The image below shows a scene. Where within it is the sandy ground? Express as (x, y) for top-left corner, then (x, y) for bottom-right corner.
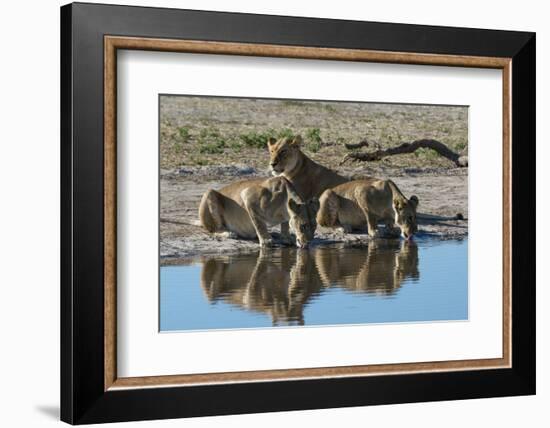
(159, 96), (468, 263)
(160, 165), (468, 262)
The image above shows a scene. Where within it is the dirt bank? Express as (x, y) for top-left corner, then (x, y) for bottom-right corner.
(160, 166), (467, 262)
(159, 96), (468, 263)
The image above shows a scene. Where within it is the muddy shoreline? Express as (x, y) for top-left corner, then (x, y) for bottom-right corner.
(159, 97), (468, 263)
(160, 165), (468, 264)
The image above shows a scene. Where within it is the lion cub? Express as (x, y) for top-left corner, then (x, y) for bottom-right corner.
(317, 179), (419, 239)
(199, 176), (320, 248)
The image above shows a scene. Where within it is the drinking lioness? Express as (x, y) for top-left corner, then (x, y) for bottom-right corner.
(199, 176), (320, 248)
(317, 178), (419, 239)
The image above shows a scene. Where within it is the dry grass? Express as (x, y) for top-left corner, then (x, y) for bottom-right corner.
(160, 96), (468, 170)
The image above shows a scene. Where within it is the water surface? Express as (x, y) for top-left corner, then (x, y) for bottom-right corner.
(160, 238), (468, 331)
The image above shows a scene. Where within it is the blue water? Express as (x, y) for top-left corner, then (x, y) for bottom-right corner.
(160, 238), (468, 331)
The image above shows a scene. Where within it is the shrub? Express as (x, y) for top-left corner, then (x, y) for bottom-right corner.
(197, 127), (226, 154)
(177, 126), (191, 142)
(306, 128), (322, 143)
(239, 131), (271, 149)
(306, 141), (321, 153)
(414, 148), (439, 159)
(276, 128), (294, 139)
(455, 141), (467, 152)
(238, 128), (296, 149)
(199, 141), (225, 154)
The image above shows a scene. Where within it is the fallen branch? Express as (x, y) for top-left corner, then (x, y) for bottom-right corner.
(344, 139), (370, 150)
(340, 139), (468, 167)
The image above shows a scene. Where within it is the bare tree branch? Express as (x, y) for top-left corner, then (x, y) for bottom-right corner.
(344, 139), (370, 150)
(340, 139), (468, 167)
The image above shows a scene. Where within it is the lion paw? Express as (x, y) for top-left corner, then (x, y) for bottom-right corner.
(218, 231), (239, 239)
(259, 238), (274, 247)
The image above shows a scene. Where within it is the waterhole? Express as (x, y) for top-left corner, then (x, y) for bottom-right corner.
(160, 238), (468, 331)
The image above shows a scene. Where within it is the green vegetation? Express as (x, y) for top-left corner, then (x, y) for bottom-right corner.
(172, 126), (191, 154)
(197, 127), (226, 154)
(199, 142), (225, 154)
(455, 141), (467, 152)
(238, 128), (295, 149)
(295, 128), (323, 153)
(228, 140), (243, 152)
(239, 130), (272, 149)
(173, 142), (183, 154)
(276, 128), (294, 139)
(306, 141), (321, 153)
(414, 148), (439, 159)
(191, 157), (209, 166)
(159, 98), (468, 170)
(306, 128), (322, 143)
(177, 126), (191, 142)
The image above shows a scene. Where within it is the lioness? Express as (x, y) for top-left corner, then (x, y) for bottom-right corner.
(268, 135), (348, 200)
(201, 248), (322, 326)
(199, 176), (319, 248)
(317, 179), (419, 239)
(315, 240), (419, 295)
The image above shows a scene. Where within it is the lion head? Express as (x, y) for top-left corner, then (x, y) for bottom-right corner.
(267, 135), (303, 176)
(393, 195), (419, 240)
(287, 198), (320, 249)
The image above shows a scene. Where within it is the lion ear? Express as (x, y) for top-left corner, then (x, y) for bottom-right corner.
(409, 195), (419, 208)
(291, 135), (303, 146)
(267, 137), (277, 147)
(393, 198), (403, 210)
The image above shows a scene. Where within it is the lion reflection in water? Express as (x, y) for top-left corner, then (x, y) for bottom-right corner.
(200, 241), (419, 326)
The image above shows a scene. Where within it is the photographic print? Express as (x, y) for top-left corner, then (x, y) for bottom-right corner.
(159, 95), (468, 331)
(62, 7), (534, 422)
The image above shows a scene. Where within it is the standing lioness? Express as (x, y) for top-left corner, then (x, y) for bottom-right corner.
(199, 176), (319, 248)
(317, 179), (419, 239)
(268, 135), (349, 200)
